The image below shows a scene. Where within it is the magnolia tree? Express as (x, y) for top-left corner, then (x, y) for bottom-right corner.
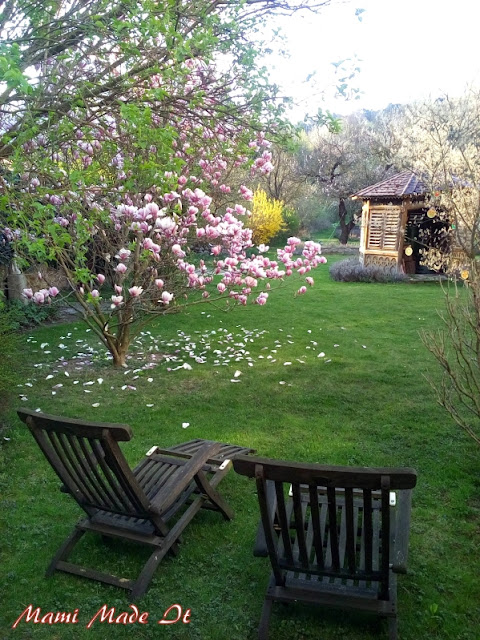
(1, 0), (334, 366)
(5, 56), (325, 366)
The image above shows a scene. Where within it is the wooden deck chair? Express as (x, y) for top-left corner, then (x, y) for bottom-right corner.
(233, 455), (417, 640)
(18, 408), (254, 600)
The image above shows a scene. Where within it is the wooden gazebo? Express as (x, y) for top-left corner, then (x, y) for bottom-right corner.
(351, 170), (446, 274)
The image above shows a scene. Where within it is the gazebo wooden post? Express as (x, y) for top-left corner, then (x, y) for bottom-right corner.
(397, 201), (409, 272)
(359, 199), (370, 266)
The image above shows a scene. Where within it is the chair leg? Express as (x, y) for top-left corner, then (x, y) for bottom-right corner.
(258, 597), (273, 640)
(46, 526), (86, 577)
(388, 616), (398, 640)
(131, 545), (172, 601)
(194, 471), (234, 520)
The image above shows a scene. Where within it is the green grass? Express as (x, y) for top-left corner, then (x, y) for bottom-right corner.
(1, 256), (479, 639)
(309, 231), (360, 245)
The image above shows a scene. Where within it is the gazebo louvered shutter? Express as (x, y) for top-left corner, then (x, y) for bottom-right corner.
(367, 206), (400, 250)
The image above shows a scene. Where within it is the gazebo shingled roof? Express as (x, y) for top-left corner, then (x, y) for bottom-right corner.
(352, 170), (427, 200)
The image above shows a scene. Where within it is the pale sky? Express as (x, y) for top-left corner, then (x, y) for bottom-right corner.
(266, 0), (480, 120)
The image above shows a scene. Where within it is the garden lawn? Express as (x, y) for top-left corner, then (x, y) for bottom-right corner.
(1, 257), (479, 640)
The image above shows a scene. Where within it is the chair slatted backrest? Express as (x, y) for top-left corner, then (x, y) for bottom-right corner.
(18, 409), (151, 519)
(234, 456), (417, 600)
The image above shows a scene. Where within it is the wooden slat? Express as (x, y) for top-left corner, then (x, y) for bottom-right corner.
(275, 482), (294, 565)
(391, 489), (413, 573)
(380, 478), (391, 600)
(68, 435), (104, 506)
(326, 486), (340, 572)
(336, 498), (348, 584)
(54, 432), (95, 504)
(292, 484), (309, 568)
(56, 561), (134, 590)
(308, 484), (324, 569)
(142, 461), (181, 499)
(79, 437), (120, 511)
(358, 504), (367, 589)
(371, 500), (380, 589)
(363, 489), (373, 576)
(346, 504), (360, 587)
(344, 488), (356, 574)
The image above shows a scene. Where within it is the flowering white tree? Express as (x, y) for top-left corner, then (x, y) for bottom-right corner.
(396, 91), (480, 446)
(1, 2), (329, 366)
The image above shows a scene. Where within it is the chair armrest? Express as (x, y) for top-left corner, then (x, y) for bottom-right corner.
(391, 488), (413, 574)
(253, 479), (277, 557)
(150, 441), (222, 516)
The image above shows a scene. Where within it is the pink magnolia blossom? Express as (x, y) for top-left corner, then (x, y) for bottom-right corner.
(91, 289), (100, 298)
(239, 185), (253, 200)
(297, 286), (307, 295)
(144, 202), (160, 218)
(114, 284), (122, 294)
(111, 295), (123, 307)
(116, 263), (127, 274)
(48, 286), (60, 297)
(33, 291), (45, 304)
(97, 273), (105, 284)
(116, 248), (131, 261)
(155, 279), (164, 289)
(163, 191), (180, 203)
(217, 282), (226, 293)
(129, 286), (143, 297)
(161, 291), (174, 304)
(22, 288), (33, 299)
(156, 217), (176, 233)
(171, 244), (185, 258)
(306, 277), (314, 286)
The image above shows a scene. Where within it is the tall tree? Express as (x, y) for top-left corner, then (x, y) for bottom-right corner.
(298, 111), (400, 244)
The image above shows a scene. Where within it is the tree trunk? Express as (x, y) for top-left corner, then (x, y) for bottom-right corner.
(338, 197), (355, 245)
(112, 311), (131, 367)
(112, 349), (127, 367)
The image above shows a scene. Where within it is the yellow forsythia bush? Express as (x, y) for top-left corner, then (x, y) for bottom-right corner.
(248, 188), (286, 245)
